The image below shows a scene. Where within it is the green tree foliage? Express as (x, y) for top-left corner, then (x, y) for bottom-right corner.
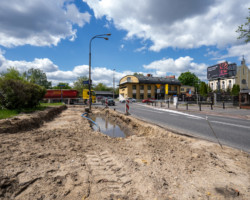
(53, 82), (71, 89)
(199, 82), (208, 96)
(133, 72), (144, 76)
(178, 72), (200, 88)
(23, 68), (51, 89)
(73, 76), (89, 97)
(207, 84), (212, 93)
(0, 79), (46, 109)
(236, 8), (250, 43)
(94, 83), (112, 91)
(226, 86), (231, 93)
(231, 84), (240, 96)
(0, 67), (24, 80)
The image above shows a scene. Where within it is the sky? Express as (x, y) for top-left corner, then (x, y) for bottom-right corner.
(0, 0), (249, 87)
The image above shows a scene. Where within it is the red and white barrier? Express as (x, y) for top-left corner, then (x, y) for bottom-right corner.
(125, 100), (130, 115)
(105, 98), (108, 107)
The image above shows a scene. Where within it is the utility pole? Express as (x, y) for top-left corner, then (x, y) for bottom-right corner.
(113, 69), (115, 99)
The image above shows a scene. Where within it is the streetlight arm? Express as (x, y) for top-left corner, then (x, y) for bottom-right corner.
(88, 33), (111, 111)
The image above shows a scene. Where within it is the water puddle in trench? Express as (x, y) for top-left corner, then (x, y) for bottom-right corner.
(90, 115), (131, 138)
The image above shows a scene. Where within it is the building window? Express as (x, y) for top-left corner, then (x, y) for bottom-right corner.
(147, 94), (151, 98)
(127, 77), (131, 82)
(222, 81), (225, 90)
(228, 80), (231, 89)
(242, 79), (246, 84)
(147, 85), (151, 90)
(174, 86), (177, 91)
(140, 94), (144, 99)
(181, 88), (184, 91)
(132, 85), (136, 90)
(211, 83), (213, 90)
(140, 85), (144, 90)
(133, 94), (136, 99)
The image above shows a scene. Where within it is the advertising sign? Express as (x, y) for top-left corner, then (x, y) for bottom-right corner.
(165, 84), (168, 94)
(207, 62), (237, 79)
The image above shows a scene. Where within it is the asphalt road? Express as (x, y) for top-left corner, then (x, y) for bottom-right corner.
(98, 102), (250, 153)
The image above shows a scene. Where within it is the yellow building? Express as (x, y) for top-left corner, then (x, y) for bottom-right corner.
(119, 74), (181, 100)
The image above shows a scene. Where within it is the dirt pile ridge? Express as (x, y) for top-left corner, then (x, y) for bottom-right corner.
(0, 105), (249, 200)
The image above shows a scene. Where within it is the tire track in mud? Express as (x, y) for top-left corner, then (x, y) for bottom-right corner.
(85, 150), (142, 200)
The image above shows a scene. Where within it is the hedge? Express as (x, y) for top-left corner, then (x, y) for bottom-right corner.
(0, 79), (46, 109)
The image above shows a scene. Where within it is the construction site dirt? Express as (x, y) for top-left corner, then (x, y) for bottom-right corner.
(0, 105), (249, 200)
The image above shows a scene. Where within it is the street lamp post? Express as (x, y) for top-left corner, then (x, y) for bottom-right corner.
(113, 69), (115, 99)
(89, 33), (111, 111)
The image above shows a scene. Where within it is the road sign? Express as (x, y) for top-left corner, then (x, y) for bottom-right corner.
(156, 84), (161, 89)
(83, 80), (90, 84)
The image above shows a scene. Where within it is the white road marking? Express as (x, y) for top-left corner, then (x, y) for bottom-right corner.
(137, 104), (205, 119)
(210, 121), (250, 129)
(136, 107), (164, 113)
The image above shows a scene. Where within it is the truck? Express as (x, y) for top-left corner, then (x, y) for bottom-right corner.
(82, 89), (96, 104)
(44, 89), (79, 104)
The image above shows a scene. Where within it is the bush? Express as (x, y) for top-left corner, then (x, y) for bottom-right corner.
(0, 79), (46, 109)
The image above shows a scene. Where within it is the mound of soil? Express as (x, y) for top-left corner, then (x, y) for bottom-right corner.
(0, 105), (66, 134)
(0, 105), (249, 200)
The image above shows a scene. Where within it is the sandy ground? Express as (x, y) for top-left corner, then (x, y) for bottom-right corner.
(0, 105), (249, 200)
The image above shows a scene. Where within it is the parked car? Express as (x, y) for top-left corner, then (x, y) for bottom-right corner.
(142, 98), (156, 103)
(127, 97), (136, 102)
(102, 97), (115, 106)
(119, 99), (126, 103)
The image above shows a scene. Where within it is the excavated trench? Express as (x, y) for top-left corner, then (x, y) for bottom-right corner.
(89, 113), (134, 138)
(0, 106), (249, 200)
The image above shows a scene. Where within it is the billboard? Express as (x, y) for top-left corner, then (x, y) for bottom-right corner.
(207, 62), (237, 79)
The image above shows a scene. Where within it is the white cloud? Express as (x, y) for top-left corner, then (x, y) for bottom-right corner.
(221, 43), (250, 64)
(0, 50), (130, 86)
(83, 0), (249, 51)
(0, 50), (210, 86)
(0, 0), (91, 47)
(143, 56), (208, 81)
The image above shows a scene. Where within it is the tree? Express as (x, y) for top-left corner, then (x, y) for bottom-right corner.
(0, 67), (24, 81)
(133, 73), (144, 76)
(94, 83), (112, 91)
(23, 68), (51, 89)
(178, 72), (200, 87)
(236, 8), (250, 43)
(231, 84), (240, 96)
(199, 82), (208, 96)
(53, 82), (71, 89)
(73, 76), (89, 97)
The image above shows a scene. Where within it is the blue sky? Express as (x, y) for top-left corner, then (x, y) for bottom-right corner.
(0, 0), (249, 87)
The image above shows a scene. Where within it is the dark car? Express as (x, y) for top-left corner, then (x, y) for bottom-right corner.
(102, 97), (115, 106)
(142, 98), (156, 103)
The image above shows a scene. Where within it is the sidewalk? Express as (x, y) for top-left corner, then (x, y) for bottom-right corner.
(145, 102), (250, 120)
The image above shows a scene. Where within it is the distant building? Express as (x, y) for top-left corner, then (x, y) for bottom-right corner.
(180, 85), (195, 97)
(235, 57), (250, 90)
(208, 58), (250, 91)
(119, 74), (181, 100)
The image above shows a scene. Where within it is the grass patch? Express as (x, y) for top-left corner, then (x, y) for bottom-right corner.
(40, 102), (64, 107)
(0, 109), (19, 120)
(0, 102), (64, 119)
